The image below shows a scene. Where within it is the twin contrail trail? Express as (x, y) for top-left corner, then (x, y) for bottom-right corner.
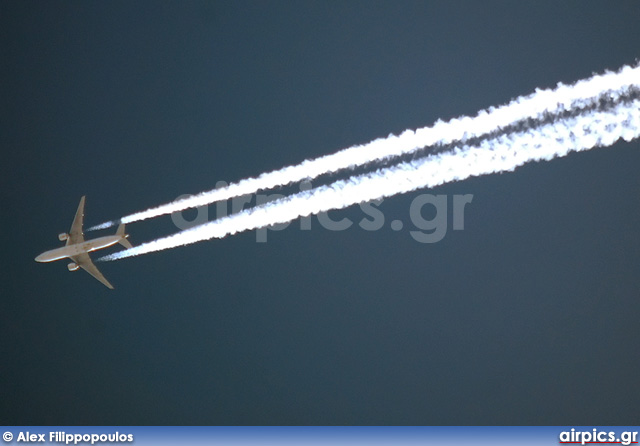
(89, 63), (640, 232)
(97, 63), (640, 261)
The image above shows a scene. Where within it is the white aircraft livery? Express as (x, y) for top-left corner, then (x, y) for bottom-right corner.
(35, 196), (132, 289)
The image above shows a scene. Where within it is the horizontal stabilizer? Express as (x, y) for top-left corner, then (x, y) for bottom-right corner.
(116, 223), (133, 249)
(116, 223), (126, 237)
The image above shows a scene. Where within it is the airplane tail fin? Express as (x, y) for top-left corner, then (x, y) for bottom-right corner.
(116, 223), (134, 249)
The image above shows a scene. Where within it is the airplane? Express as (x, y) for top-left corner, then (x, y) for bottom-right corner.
(35, 196), (132, 289)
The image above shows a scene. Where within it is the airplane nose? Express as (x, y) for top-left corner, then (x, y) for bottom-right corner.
(35, 254), (44, 262)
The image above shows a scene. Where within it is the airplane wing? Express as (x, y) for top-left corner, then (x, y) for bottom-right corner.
(67, 195), (86, 245)
(71, 253), (114, 289)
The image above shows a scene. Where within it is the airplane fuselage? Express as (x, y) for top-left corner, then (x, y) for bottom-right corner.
(35, 235), (121, 263)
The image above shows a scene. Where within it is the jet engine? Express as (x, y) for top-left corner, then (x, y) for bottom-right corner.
(67, 262), (79, 271)
(59, 233), (69, 241)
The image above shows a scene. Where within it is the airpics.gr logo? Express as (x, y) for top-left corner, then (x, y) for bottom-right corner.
(171, 181), (473, 243)
(559, 428), (638, 445)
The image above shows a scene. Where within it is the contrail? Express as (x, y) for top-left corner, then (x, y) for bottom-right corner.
(99, 93), (640, 261)
(88, 63), (640, 231)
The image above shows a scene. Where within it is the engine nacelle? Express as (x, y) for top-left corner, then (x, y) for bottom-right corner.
(67, 262), (79, 272)
(59, 232), (69, 241)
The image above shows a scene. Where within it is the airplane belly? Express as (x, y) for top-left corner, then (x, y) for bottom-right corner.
(36, 237), (121, 262)
(90, 236), (120, 250)
(35, 248), (68, 262)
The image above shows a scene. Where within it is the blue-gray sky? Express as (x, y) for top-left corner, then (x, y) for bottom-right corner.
(2, 1), (640, 424)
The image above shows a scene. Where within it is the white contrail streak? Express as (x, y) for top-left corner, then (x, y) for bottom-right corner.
(100, 96), (640, 261)
(89, 64), (640, 231)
